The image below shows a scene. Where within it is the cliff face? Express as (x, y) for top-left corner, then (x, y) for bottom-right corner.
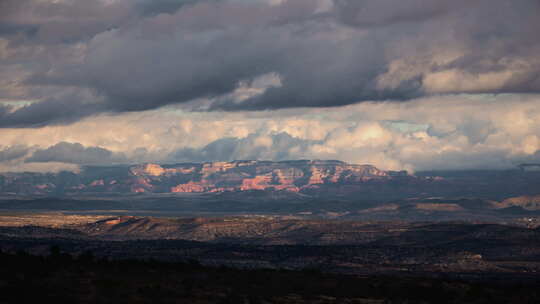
(496, 195), (540, 210)
(129, 160), (389, 193)
(0, 160), (397, 195)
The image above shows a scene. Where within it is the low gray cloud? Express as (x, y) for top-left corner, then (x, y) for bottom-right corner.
(0, 96), (106, 128)
(26, 142), (127, 165)
(0, 0), (134, 45)
(170, 132), (315, 162)
(0, 0), (539, 128)
(333, 0), (467, 28)
(135, 0), (201, 16)
(0, 145), (30, 162)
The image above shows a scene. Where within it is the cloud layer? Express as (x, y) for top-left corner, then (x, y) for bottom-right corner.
(25, 141), (127, 165)
(1, 0), (540, 127)
(1, 94), (539, 172)
(1, 1), (539, 172)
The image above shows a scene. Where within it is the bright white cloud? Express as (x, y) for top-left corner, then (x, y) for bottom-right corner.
(0, 94), (539, 172)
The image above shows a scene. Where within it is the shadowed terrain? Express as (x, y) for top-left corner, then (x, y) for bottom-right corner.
(2, 215), (540, 278)
(2, 249), (539, 304)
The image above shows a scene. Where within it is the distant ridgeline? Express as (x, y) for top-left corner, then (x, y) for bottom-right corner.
(0, 160), (405, 195)
(1, 160), (539, 198)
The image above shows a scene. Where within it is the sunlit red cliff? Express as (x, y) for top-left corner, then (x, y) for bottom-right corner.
(0, 160), (402, 195)
(129, 160), (390, 193)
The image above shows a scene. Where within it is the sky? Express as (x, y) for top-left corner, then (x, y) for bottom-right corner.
(1, 0), (540, 172)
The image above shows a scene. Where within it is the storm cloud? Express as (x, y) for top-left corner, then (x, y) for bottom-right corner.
(26, 142), (127, 165)
(0, 145), (30, 162)
(0, 0), (539, 127)
(1, 1), (540, 172)
(170, 132), (316, 162)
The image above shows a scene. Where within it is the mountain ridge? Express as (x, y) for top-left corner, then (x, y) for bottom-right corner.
(0, 160), (402, 195)
(2, 160), (540, 202)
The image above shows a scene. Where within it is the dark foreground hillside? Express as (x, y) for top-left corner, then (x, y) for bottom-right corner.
(1, 249), (539, 304)
(2, 216), (540, 276)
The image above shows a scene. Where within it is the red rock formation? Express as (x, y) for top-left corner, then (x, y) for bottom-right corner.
(132, 187), (146, 193)
(129, 160), (393, 193)
(131, 163), (166, 176)
(202, 162), (237, 174)
(89, 179), (105, 186)
(35, 184), (54, 190)
(167, 167), (197, 174)
(130, 177), (154, 193)
(240, 174), (273, 191)
(171, 181), (209, 193)
(307, 167), (325, 185)
(71, 184), (86, 190)
(274, 168), (303, 184)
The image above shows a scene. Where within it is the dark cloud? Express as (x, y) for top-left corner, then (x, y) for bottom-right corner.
(170, 132), (315, 162)
(0, 97), (106, 128)
(516, 151), (540, 167)
(135, 0), (202, 16)
(333, 0), (467, 28)
(0, 0), (135, 45)
(0, 0), (539, 127)
(26, 142), (127, 165)
(0, 145), (30, 162)
(28, 0), (417, 113)
(0, 23), (38, 38)
(409, 149), (516, 171)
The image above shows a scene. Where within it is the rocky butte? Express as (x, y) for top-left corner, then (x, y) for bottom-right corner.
(131, 160), (390, 193)
(0, 160), (397, 195)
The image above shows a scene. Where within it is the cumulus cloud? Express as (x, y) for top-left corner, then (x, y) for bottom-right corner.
(332, 0), (464, 27)
(0, 145), (30, 162)
(0, 94), (538, 172)
(0, 91), (106, 128)
(0, 0), (539, 127)
(26, 142), (127, 165)
(0, 1), (539, 171)
(0, 0), (135, 45)
(170, 132), (315, 162)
